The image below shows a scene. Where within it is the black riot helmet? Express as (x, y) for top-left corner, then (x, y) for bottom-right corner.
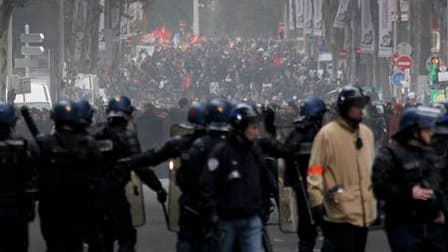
(337, 85), (370, 115)
(230, 103), (260, 133)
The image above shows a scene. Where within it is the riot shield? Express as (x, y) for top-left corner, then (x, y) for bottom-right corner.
(168, 123), (194, 232)
(277, 158), (299, 233)
(126, 120), (146, 227)
(125, 172), (146, 227)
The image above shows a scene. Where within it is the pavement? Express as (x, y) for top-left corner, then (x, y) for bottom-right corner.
(29, 179), (391, 252)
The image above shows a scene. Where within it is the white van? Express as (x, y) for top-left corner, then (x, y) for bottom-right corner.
(14, 82), (52, 110)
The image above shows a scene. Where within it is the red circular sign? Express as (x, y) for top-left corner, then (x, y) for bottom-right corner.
(339, 49), (348, 58)
(396, 55), (413, 70)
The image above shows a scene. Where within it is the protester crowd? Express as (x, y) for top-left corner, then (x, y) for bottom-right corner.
(98, 38), (342, 109)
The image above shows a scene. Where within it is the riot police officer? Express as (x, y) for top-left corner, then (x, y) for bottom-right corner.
(117, 101), (209, 251)
(74, 98), (96, 130)
(177, 98), (232, 252)
(372, 106), (446, 252)
(283, 97), (330, 252)
(37, 100), (104, 252)
(94, 96), (166, 252)
(200, 103), (273, 252)
(0, 102), (37, 252)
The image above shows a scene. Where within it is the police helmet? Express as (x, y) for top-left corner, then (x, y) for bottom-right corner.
(187, 101), (207, 129)
(393, 106), (441, 141)
(205, 98), (232, 131)
(0, 101), (17, 127)
(300, 96), (327, 119)
(106, 96), (134, 118)
(337, 85), (370, 115)
(51, 100), (79, 125)
(230, 103), (260, 132)
(74, 99), (95, 125)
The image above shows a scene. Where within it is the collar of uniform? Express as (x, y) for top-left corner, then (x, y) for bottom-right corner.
(336, 117), (358, 133)
(229, 132), (252, 150)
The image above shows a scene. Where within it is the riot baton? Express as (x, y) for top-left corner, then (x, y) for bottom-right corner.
(161, 202), (170, 230)
(294, 161), (315, 225)
(20, 106), (40, 138)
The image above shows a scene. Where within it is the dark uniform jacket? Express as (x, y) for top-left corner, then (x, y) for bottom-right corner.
(200, 133), (273, 220)
(373, 142), (444, 224)
(95, 123), (163, 192)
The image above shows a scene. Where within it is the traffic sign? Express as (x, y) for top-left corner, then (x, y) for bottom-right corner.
(396, 55), (413, 70)
(397, 42), (412, 55)
(14, 58), (39, 68)
(20, 33), (44, 43)
(21, 46), (45, 56)
(438, 71), (448, 82)
(391, 71), (405, 87)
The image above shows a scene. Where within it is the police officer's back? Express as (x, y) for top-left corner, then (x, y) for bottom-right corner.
(94, 96), (166, 252)
(373, 106), (446, 252)
(0, 102), (37, 252)
(37, 100), (103, 251)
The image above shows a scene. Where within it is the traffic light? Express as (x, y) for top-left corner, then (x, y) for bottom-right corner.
(430, 56), (440, 84)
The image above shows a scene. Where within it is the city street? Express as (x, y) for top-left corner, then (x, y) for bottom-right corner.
(29, 179), (391, 252)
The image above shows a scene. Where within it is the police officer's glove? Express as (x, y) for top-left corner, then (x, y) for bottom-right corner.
(156, 188), (167, 204)
(311, 204), (325, 226)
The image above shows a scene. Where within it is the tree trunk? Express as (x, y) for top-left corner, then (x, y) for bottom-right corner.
(64, 0), (100, 94)
(0, 0), (15, 100)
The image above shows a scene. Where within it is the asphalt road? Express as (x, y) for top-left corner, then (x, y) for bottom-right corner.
(29, 179), (391, 252)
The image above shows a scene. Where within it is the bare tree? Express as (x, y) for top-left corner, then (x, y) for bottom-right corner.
(63, 0), (101, 95)
(0, 0), (29, 99)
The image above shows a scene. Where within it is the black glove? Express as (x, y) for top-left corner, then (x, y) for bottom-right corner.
(157, 188), (167, 203)
(311, 205), (325, 226)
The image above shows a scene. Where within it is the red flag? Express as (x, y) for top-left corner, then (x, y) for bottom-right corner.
(182, 73), (192, 91)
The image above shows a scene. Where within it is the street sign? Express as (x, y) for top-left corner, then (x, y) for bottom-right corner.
(397, 42), (412, 55)
(438, 71), (448, 82)
(391, 71), (405, 87)
(396, 55), (413, 70)
(21, 46), (45, 56)
(20, 33), (44, 43)
(14, 58), (39, 68)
